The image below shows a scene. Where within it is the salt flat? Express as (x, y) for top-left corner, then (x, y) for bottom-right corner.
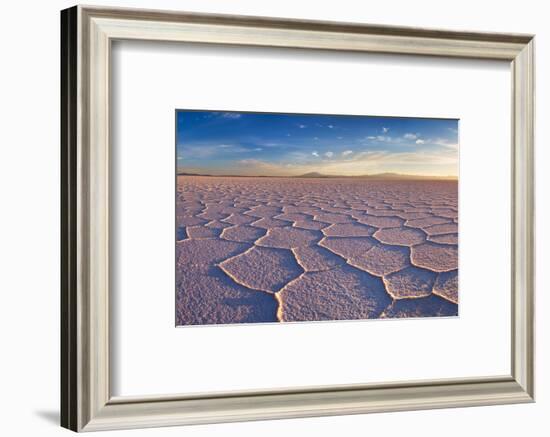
(176, 176), (458, 326)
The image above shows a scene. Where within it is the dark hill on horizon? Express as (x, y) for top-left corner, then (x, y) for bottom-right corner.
(296, 172), (331, 178)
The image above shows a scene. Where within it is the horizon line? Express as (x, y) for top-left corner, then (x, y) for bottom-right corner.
(177, 170), (458, 180)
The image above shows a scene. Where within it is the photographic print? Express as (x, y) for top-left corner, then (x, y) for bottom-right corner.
(176, 110), (458, 326)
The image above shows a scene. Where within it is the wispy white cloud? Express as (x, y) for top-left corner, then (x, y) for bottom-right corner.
(312, 151), (319, 157)
(382, 127), (389, 133)
(220, 146), (458, 177)
(314, 148), (458, 177)
(327, 124), (334, 129)
(234, 159), (289, 175)
(258, 142), (284, 148)
(432, 138), (458, 149)
(365, 135), (393, 142)
(180, 142), (251, 158)
(298, 124), (307, 128)
(364, 133), (456, 149)
(221, 112), (242, 119)
(342, 150), (353, 156)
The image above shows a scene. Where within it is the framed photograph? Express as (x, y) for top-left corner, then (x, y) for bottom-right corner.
(175, 110), (459, 325)
(61, 5), (535, 432)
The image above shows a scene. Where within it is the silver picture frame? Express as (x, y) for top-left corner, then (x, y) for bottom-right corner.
(61, 5), (535, 432)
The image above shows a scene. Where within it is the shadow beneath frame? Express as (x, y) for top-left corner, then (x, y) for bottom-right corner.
(34, 410), (59, 426)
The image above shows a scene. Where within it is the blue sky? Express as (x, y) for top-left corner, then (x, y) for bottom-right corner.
(176, 110), (458, 177)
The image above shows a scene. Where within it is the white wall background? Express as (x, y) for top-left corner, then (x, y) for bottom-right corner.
(0, 0), (546, 436)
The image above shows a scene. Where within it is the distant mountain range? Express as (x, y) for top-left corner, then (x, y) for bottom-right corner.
(296, 172), (456, 180)
(178, 170), (457, 180)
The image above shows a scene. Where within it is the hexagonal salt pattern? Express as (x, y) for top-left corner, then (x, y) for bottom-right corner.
(176, 177), (458, 325)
